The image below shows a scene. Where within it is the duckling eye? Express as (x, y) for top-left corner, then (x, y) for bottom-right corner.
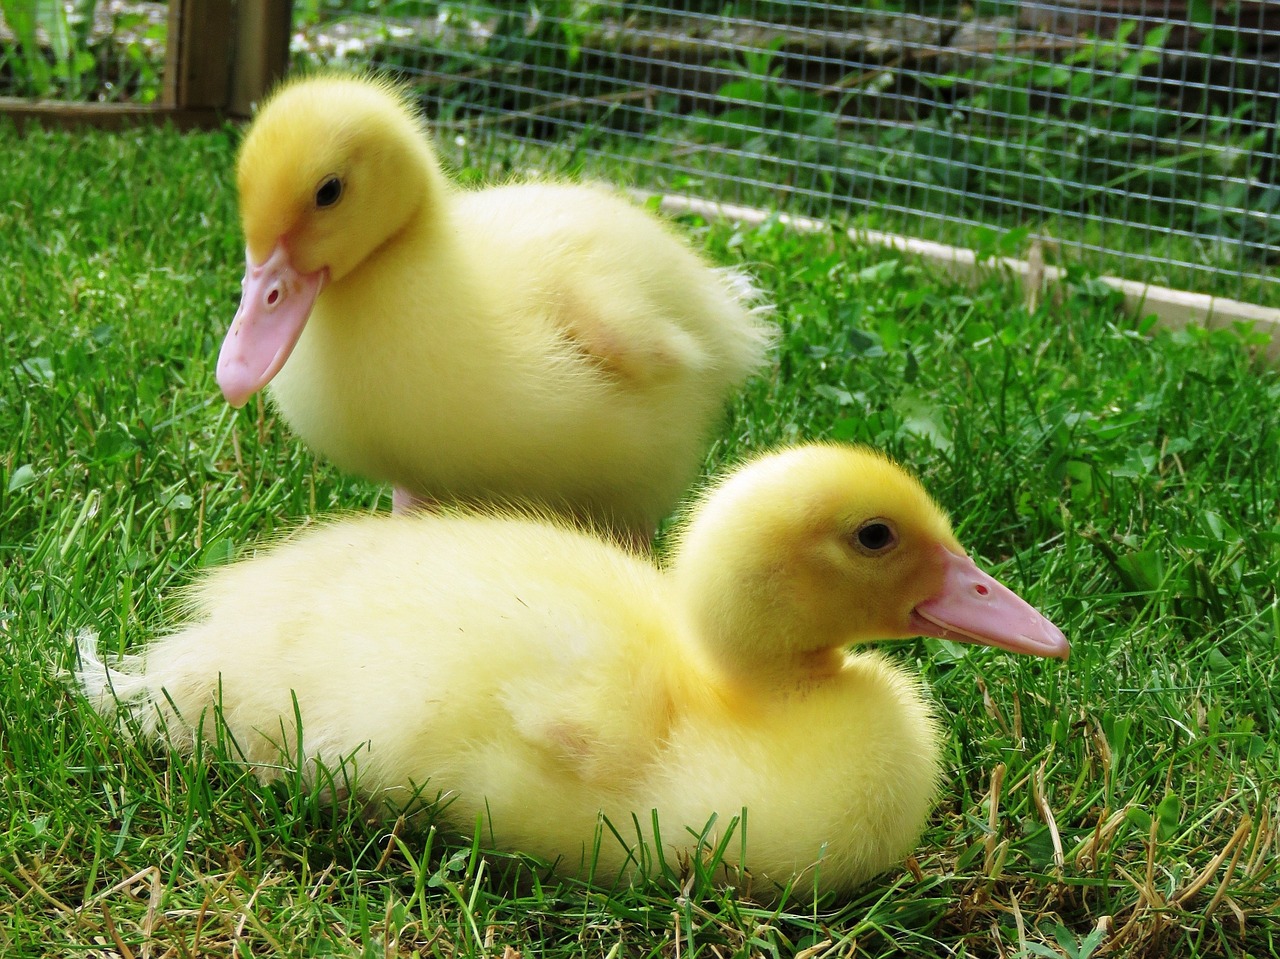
(853, 520), (897, 555)
(315, 176), (343, 209)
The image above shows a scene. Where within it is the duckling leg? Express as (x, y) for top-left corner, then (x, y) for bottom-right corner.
(392, 486), (436, 515)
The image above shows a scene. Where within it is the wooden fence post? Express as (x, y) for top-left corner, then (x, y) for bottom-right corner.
(172, 0), (235, 115)
(172, 0), (290, 119)
(230, 2), (293, 116)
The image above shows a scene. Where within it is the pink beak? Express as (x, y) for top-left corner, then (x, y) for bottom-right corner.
(910, 547), (1068, 659)
(216, 243), (326, 408)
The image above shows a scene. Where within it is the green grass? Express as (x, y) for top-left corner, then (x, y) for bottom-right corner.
(1, 120), (1278, 957)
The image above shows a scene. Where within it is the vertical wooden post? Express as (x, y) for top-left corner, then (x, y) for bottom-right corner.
(172, 0), (236, 114)
(169, 0), (290, 120)
(229, 2), (293, 116)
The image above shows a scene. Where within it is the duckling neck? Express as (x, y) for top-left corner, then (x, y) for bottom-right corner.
(392, 144), (454, 243)
(670, 552), (853, 692)
(328, 148), (455, 291)
(680, 607), (847, 695)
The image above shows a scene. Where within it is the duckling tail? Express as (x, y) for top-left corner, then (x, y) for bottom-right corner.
(74, 630), (148, 716)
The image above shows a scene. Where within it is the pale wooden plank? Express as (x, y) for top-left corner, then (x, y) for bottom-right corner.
(643, 192), (1280, 362)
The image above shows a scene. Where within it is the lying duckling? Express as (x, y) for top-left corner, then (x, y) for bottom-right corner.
(80, 444), (1067, 900)
(217, 72), (774, 542)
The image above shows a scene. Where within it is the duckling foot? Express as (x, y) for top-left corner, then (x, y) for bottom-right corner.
(392, 486), (435, 515)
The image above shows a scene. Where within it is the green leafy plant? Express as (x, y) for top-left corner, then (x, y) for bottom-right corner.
(0, 0), (163, 101)
(0, 0), (96, 97)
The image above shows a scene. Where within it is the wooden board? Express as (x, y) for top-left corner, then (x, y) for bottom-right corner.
(641, 192), (1280, 363)
(0, 98), (220, 130)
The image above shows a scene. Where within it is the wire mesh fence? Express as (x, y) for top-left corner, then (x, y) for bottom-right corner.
(291, 1), (1280, 303)
(3, 2), (1276, 300)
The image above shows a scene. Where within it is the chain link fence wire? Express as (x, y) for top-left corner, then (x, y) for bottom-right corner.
(292, 1), (1280, 302)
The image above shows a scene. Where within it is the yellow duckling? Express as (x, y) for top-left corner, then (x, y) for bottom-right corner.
(79, 444), (1067, 900)
(216, 73), (774, 540)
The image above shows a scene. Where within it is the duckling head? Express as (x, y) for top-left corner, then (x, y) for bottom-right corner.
(670, 444), (1068, 682)
(217, 74), (444, 407)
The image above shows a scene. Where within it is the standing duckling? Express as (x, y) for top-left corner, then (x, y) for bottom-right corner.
(217, 73), (774, 542)
(80, 444), (1067, 901)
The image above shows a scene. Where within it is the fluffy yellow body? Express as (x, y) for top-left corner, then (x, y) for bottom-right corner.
(83, 445), (1068, 900)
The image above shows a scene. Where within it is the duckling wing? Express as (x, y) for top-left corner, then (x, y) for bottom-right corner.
(455, 183), (772, 390)
(499, 630), (676, 790)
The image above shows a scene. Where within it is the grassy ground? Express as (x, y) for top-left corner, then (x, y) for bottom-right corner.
(1, 120), (1277, 958)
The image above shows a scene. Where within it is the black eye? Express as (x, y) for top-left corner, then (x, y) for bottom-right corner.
(315, 176), (343, 208)
(854, 520), (897, 554)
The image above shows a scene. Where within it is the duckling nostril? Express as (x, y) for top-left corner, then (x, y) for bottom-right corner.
(266, 287), (281, 307)
(975, 584), (990, 596)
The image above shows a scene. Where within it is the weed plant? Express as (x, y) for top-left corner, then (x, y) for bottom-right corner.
(0, 1), (164, 102)
(0, 121), (1277, 957)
